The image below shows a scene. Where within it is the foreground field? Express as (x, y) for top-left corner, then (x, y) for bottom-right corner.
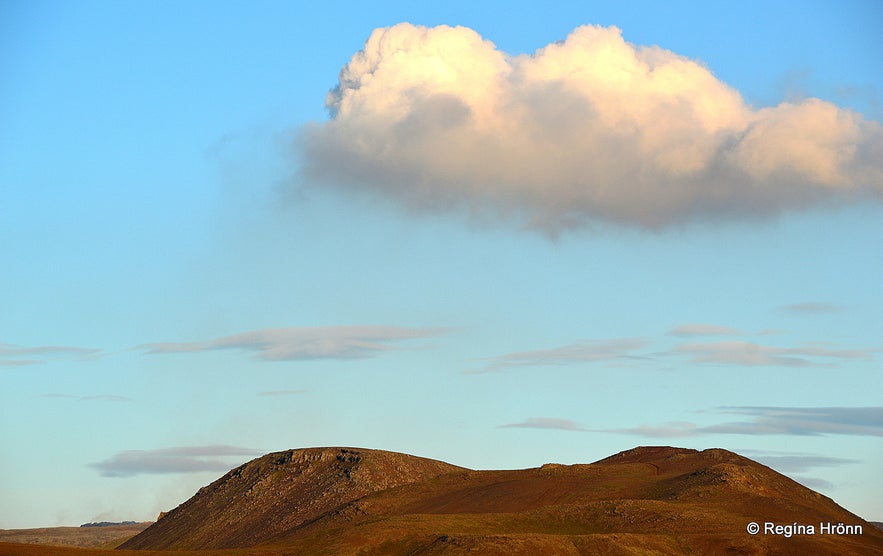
(0, 523), (149, 550)
(0, 544), (298, 556)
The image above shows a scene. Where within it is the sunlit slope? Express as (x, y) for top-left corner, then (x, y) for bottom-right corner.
(119, 447), (463, 550)
(119, 446), (883, 555)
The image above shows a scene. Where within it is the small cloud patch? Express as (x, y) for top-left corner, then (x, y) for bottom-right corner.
(498, 417), (587, 431)
(667, 324), (744, 337)
(479, 338), (649, 373)
(779, 302), (841, 314)
(90, 445), (262, 478)
(0, 343), (103, 366)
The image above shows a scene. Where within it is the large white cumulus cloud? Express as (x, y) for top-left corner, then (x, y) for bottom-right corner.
(299, 23), (883, 231)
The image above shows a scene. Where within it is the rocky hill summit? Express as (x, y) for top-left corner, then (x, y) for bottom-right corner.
(120, 447), (463, 550)
(119, 446), (883, 555)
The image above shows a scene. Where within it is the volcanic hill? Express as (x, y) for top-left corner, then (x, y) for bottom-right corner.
(119, 446), (883, 555)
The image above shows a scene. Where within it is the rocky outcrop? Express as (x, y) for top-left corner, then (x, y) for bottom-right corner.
(119, 447), (463, 550)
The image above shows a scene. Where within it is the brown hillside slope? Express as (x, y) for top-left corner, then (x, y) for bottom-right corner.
(119, 447), (463, 550)
(121, 446), (883, 555)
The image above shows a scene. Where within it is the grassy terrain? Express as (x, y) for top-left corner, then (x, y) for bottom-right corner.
(0, 524), (150, 549)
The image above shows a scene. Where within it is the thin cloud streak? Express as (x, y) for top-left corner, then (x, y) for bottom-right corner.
(605, 406), (883, 438)
(667, 324), (744, 337)
(706, 406), (883, 436)
(89, 446), (262, 478)
(478, 338), (649, 373)
(498, 417), (587, 431)
(0, 343), (103, 366)
(257, 389), (309, 397)
(672, 340), (874, 367)
(137, 326), (454, 362)
(737, 450), (859, 474)
(602, 421), (701, 438)
(80, 395), (132, 402)
(41, 394), (132, 402)
(779, 302), (842, 314)
(299, 23), (883, 233)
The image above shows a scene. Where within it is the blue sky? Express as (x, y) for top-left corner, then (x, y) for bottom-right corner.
(1, 0), (881, 528)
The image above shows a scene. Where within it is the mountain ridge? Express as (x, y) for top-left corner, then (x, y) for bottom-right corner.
(120, 446), (883, 555)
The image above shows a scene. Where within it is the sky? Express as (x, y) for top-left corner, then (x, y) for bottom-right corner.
(1, 0), (881, 529)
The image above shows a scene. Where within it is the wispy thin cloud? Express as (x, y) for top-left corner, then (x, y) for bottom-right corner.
(80, 395), (132, 402)
(0, 359), (40, 367)
(0, 343), (102, 366)
(257, 389), (309, 397)
(603, 421), (701, 438)
(704, 406), (883, 436)
(136, 326), (453, 362)
(498, 417), (587, 431)
(89, 445), (262, 478)
(779, 302), (841, 314)
(41, 394), (132, 402)
(500, 419), (700, 437)
(672, 340), (873, 367)
(667, 324), (745, 337)
(602, 406), (883, 438)
(477, 338), (649, 373)
(736, 449), (859, 473)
